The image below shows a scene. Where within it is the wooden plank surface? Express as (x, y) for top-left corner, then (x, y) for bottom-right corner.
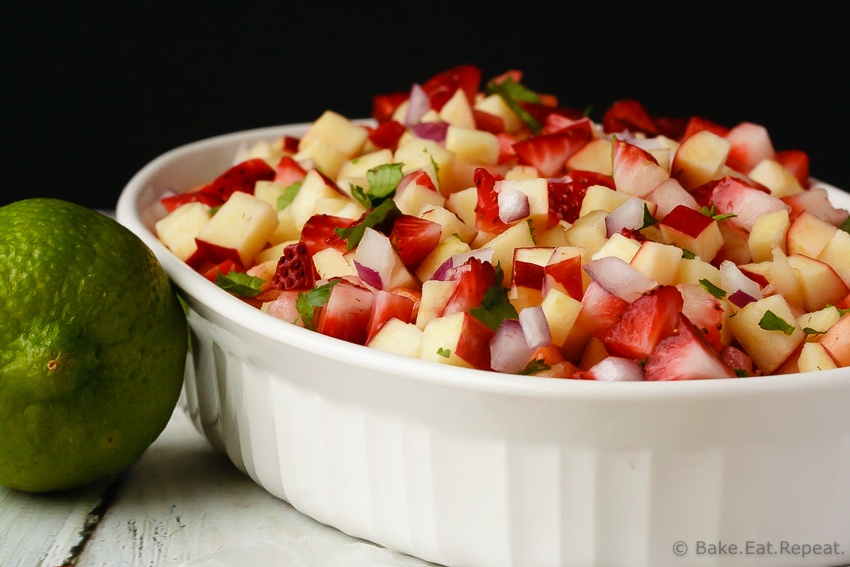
(1, 408), (434, 567)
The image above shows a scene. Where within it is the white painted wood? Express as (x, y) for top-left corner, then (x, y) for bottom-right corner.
(1, 408), (433, 567)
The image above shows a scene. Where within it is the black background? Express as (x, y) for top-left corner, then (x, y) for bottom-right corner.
(5, 2), (849, 211)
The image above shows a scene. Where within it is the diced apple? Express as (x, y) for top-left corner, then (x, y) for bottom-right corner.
(591, 232), (641, 263)
(671, 129), (731, 190)
(445, 185), (479, 227)
(418, 205), (477, 243)
(294, 139), (348, 180)
(674, 256), (722, 287)
(288, 169), (346, 231)
(366, 317), (424, 358)
(817, 229), (850, 287)
(579, 184), (633, 216)
(336, 148), (395, 189)
(563, 209), (609, 257)
(629, 240), (682, 285)
(786, 210), (838, 258)
(748, 158), (805, 198)
(416, 279), (459, 329)
(495, 177), (549, 233)
(796, 342), (838, 373)
(438, 88), (476, 128)
(798, 305), (842, 340)
(536, 221), (571, 248)
(747, 208), (789, 262)
(504, 164), (541, 181)
(155, 202), (211, 261)
(565, 138), (613, 175)
(511, 247), (554, 290)
(394, 178), (446, 216)
(419, 311), (495, 370)
(474, 93), (524, 134)
(787, 253), (850, 312)
(727, 294), (805, 374)
(658, 205), (724, 262)
(445, 125), (500, 165)
(540, 287), (583, 347)
(415, 236), (471, 282)
(480, 220), (536, 284)
(394, 138), (455, 191)
(298, 110), (368, 159)
(817, 313), (850, 367)
(544, 245), (588, 299)
(312, 247), (357, 280)
(194, 191), (278, 268)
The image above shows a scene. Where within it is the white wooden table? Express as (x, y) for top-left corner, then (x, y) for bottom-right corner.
(0, 407), (435, 567)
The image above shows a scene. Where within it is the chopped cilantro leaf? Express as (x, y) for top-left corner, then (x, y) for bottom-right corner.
(803, 327), (824, 335)
(841, 215), (850, 235)
(641, 204), (658, 230)
(758, 310), (796, 335)
(519, 359), (551, 375)
(276, 181), (302, 211)
(699, 203), (736, 221)
(681, 248), (696, 260)
(699, 278), (727, 299)
(296, 280), (339, 330)
(437, 347), (451, 358)
(351, 163), (405, 208)
(486, 76), (542, 134)
(469, 264), (519, 331)
(335, 199), (401, 250)
(215, 271), (265, 298)
(734, 368), (750, 377)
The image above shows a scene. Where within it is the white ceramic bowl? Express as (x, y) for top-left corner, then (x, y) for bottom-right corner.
(117, 124), (850, 567)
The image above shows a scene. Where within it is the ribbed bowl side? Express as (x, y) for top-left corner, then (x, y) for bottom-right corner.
(180, 305), (850, 567)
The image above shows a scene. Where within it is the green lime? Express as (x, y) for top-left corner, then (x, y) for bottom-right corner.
(0, 198), (187, 492)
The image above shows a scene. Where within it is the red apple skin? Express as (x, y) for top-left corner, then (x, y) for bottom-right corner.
(660, 205), (713, 239)
(455, 313), (496, 371)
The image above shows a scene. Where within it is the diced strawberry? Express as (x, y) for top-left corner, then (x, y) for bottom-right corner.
(775, 149), (810, 187)
(300, 214), (355, 256)
(652, 115), (688, 140)
(201, 258), (243, 283)
(365, 289), (416, 343)
(280, 136), (300, 154)
(270, 241), (316, 291)
(421, 63), (482, 111)
(372, 91), (408, 124)
(547, 170), (615, 225)
(160, 190), (222, 213)
(574, 281), (629, 340)
(273, 156), (308, 188)
(541, 114), (592, 136)
(367, 120), (407, 150)
(473, 167), (510, 234)
(719, 344), (753, 377)
(644, 314), (737, 380)
(315, 281), (376, 345)
(512, 122), (593, 177)
(389, 214), (442, 268)
(602, 99), (659, 136)
(472, 109), (505, 134)
(612, 139), (668, 198)
(710, 175), (788, 231)
(488, 69), (523, 86)
(682, 116), (730, 141)
(397, 168), (438, 193)
(604, 285), (684, 360)
(264, 290), (303, 325)
(678, 284), (726, 352)
(724, 122), (776, 174)
(440, 257), (497, 316)
(543, 253), (584, 300)
(198, 158), (275, 201)
(496, 132), (520, 164)
(192, 239), (244, 269)
(388, 285), (422, 321)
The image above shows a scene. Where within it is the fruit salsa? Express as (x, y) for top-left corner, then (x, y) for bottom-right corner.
(154, 64), (850, 380)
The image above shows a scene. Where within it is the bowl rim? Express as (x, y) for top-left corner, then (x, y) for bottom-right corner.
(116, 122), (850, 402)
